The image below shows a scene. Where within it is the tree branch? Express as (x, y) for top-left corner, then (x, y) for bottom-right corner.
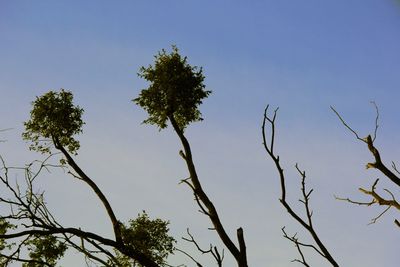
(332, 105), (400, 227)
(331, 106), (400, 187)
(169, 115), (247, 267)
(53, 137), (123, 244)
(0, 153), (161, 267)
(182, 228), (224, 267)
(262, 105), (339, 267)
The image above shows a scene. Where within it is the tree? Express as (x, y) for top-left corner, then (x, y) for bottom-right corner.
(0, 90), (174, 267)
(134, 45), (211, 131)
(0, 46), (397, 266)
(135, 46), (247, 267)
(134, 47), (399, 266)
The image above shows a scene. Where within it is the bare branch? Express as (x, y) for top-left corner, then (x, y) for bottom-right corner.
(175, 248), (203, 267)
(332, 105), (400, 187)
(370, 101), (379, 142)
(336, 178), (399, 226)
(262, 106), (339, 267)
(330, 106), (365, 142)
(282, 228), (312, 267)
(368, 206), (391, 225)
(391, 161), (400, 176)
(182, 228), (224, 267)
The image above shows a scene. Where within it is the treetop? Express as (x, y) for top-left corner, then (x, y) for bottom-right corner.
(134, 46), (211, 131)
(22, 89), (84, 155)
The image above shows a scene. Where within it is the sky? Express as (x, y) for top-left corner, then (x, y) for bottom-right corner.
(0, 0), (400, 266)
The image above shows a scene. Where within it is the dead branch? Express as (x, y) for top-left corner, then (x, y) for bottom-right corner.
(331, 105), (400, 187)
(262, 105), (339, 267)
(181, 228), (224, 267)
(332, 105), (400, 227)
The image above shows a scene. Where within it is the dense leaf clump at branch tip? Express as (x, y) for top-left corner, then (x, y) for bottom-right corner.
(22, 89), (84, 155)
(134, 46), (211, 130)
(112, 211), (176, 267)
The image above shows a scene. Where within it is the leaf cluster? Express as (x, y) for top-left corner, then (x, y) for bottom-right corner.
(22, 235), (67, 267)
(22, 89), (84, 155)
(0, 219), (14, 252)
(134, 46), (211, 130)
(114, 211), (176, 267)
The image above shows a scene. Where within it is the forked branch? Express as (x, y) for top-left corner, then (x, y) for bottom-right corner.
(181, 228), (224, 267)
(336, 179), (400, 225)
(262, 105), (339, 267)
(331, 104), (400, 187)
(0, 155), (161, 267)
(332, 104), (400, 227)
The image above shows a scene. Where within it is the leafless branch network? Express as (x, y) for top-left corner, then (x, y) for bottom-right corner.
(262, 105), (339, 267)
(332, 104), (400, 227)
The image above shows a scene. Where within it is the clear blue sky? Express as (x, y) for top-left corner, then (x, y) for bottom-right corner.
(1, 1), (399, 266)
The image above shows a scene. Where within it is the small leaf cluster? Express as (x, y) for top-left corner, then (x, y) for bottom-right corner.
(23, 235), (67, 266)
(134, 46), (211, 130)
(22, 89), (84, 155)
(0, 219), (14, 251)
(115, 211), (176, 267)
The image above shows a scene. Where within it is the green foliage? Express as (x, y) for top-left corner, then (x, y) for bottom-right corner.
(0, 219), (8, 251)
(23, 89), (84, 155)
(113, 211), (176, 267)
(0, 219), (14, 252)
(134, 46), (211, 130)
(22, 235), (67, 266)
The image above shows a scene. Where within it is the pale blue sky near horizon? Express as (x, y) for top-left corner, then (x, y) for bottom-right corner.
(1, 1), (400, 266)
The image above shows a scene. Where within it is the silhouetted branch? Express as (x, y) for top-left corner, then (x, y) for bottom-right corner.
(336, 179), (399, 225)
(0, 154), (162, 267)
(169, 114), (247, 267)
(332, 105), (400, 227)
(179, 178), (210, 216)
(181, 228), (224, 267)
(175, 248), (203, 267)
(53, 137), (123, 245)
(332, 105), (400, 187)
(391, 162), (400, 176)
(282, 227), (312, 267)
(262, 105), (339, 267)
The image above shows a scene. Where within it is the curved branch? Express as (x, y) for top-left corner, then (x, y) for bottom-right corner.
(331, 106), (400, 187)
(182, 228), (224, 267)
(364, 135), (400, 187)
(1, 150), (161, 267)
(53, 138), (123, 244)
(0, 227), (117, 247)
(169, 115), (247, 267)
(262, 106), (339, 267)
(0, 226), (160, 267)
